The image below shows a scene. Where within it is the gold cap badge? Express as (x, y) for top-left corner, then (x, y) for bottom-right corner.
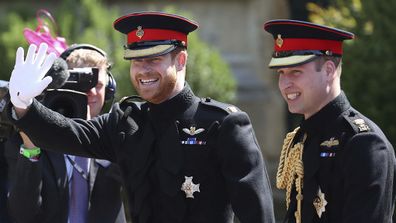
(136, 26), (144, 39)
(276, 34), (283, 48)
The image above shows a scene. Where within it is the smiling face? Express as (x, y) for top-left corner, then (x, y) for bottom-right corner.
(130, 50), (187, 104)
(277, 59), (339, 119)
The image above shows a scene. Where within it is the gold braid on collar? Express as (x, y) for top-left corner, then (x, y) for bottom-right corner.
(276, 127), (307, 223)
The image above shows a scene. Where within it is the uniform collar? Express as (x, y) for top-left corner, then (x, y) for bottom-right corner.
(300, 91), (351, 135)
(148, 83), (195, 120)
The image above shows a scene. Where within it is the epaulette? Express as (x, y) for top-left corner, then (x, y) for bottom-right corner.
(199, 97), (240, 114)
(342, 110), (371, 133)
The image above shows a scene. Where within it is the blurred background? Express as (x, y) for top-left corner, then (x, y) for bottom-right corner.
(0, 0), (395, 222)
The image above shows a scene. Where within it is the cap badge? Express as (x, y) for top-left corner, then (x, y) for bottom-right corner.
(181, 176), (200, 198)
(183, 126), (205, 136)
(276, 34), (284, 48)
(136, 26), (144, 39)
(313, 187), (328, 218)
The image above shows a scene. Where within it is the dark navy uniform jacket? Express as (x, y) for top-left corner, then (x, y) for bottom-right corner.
(285, 92), (396, 223)
(10, 84), (275, 223)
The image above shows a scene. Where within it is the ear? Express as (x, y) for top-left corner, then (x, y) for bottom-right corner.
(324, 60), (337, 81)
(176, 50), (187, 71)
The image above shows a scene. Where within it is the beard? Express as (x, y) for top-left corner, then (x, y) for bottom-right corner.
(132, 70), (178, 104)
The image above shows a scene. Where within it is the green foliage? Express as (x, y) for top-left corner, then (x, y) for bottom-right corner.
(53, 0), (132, 99)
(187, 32), (236, 102)
(0, 12), (32, 81)
(0, 0), (236, 103)
(162, 6), (236, 103)
(308, 0), (396, 146)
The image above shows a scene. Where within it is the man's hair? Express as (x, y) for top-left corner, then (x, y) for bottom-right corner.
(314, 56), (342, 72)
(66, 49), (109, 70)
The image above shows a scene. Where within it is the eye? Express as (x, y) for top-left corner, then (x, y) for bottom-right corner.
(96, 82), (104, 89)
(149, 57), (162, 63)
(277, 70), (284, 75)
(131, 59), (142, 65)
(291, 70), (302, 76)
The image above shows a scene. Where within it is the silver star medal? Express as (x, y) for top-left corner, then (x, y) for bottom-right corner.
(313, 187), (328, 218)
(181, 176), (200, 198)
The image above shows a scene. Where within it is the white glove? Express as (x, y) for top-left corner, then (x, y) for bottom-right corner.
(9, 43), (56, 109)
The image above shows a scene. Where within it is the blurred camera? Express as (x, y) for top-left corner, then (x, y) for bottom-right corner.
(41, 67), (98, 119)
(0, 67), (98, 139)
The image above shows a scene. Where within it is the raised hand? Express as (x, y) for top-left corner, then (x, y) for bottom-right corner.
(9, 43), (56, 109)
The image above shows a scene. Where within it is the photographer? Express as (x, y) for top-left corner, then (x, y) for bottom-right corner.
(5, 44), (127, 223)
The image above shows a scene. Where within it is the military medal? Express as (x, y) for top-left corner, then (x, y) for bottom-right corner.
(313, 187), (327, 218)
(181, 176), (200, 198)
(320, 137), (339, 157)
(320, 152), (336, 157)
(181, 126), (207, 145)
(181, 138), (206, 145)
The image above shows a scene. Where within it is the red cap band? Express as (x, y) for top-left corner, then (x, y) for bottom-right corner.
(275, 38), (343, 55)
(127, 28), (187, 45)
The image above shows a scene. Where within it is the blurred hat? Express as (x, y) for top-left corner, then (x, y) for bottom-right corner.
(113, 11), (198, 60)
(263, 19), (354, 69)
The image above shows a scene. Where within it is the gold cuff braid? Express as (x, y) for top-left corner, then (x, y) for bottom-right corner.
(276, 127), (306, 223)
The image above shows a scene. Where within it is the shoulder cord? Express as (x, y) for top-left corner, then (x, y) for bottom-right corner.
(66, 155), (89, 181)
(276, 127), (307, 223)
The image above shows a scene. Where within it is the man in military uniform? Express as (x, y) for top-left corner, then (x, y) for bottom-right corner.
(263, 19), (396, 223)
(6, 12), (275, 223)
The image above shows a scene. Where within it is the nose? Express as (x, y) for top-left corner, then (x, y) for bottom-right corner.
(141, 62), (154, 74)
(86, 87), (96, 96)
(278, 73), (292, 90)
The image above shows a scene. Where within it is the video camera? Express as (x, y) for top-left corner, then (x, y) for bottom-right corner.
(0, 63), (98, 139)
(42, 66), (98, 120)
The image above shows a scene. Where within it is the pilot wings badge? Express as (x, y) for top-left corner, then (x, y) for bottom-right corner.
(320, 137), (339, 148)
(182, 126), (205, 136)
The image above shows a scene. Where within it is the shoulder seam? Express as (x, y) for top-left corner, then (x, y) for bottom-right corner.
(199, 97), (240, 114)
